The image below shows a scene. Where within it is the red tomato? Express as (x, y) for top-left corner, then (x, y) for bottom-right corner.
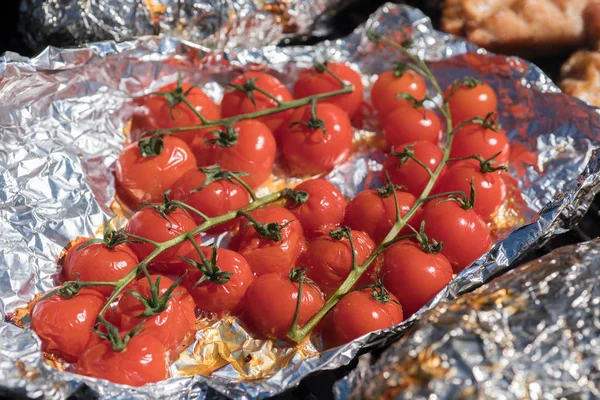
(281, 103), (353, 176)
(320, 288), (403, 348)
(444, 79), (498, 124)
(62, 241), (138, 296)
(371, 69), (426, 118)
(383, 107), (442, 148)
(294, 62), (364, 117)
(124, 207), (197, 273)
(421, 199), (492, 273)
(115, 135), (197, 211)
(130, 82), (221, 159)
(303, 230), (375, 295)
(171, 167), (250, 233)
(181, 246), (254, 316)
(232, 207), (307, 276)
(344, 188), (421, 243)
(207, 120), (276, 189)
(31, 289), (105, 362)
(221, 71), (293, 133)
(240, 272), (325, 340)
(108, 275), (196, 357)
(382, 241), (453, 317)
(76, 334), (169, 386)
(435, 159), (507, 221)
(450, 122), (510, 165)
(384, 141), (445, 197)
(285, 178), (347, 239)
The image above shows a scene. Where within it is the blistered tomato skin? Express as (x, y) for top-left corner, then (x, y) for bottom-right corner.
(285, 178), (347, 239)
(281, 103), (353, 176)
(31, 288), (105, 363)
(450, 122), (510, 166)
(383, 107), (442, 147)
(76, 334), (169, 387)
(382, 241), (453, 317)
(221, 71), (293, 133)
(444, 81), (498, 125)
(240, 273), (325, 340)
(371, 70), (427, 118)
(115, 136), (197, 211)
(182, 246), (254, 316)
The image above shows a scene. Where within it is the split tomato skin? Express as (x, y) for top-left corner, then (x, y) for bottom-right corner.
(221, 71), (293, 133)
(382, 241), (453, 317)
(240, 273), (325, 340)
(171, 168), (250, 233)
(285, 178), (347, 239)
(320, 289), (403, 349)
(76, 334), (169, 387)
(181, 247), (254, 316)
(444, 80), (498, 124)
(281, 102), (353, 176)
(294, 62), (364, 117)
(115, 136), (197, 211)
(450, 123), (510, 166)
(31, 288), (105, 363)
(421, 199), (492, 273)
(383, 107), (442, 147)
(371, 69), (427, 118)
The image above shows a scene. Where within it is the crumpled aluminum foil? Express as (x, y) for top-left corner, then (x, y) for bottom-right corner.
(335, 236), (600, 399)
(18, 0), (349, 52)
(1, 3), (600, 399)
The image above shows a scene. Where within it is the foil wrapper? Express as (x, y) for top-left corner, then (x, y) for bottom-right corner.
(1, 3), (600, 399)
(335, 237), (600, 399)
(18, 0), (348, 52)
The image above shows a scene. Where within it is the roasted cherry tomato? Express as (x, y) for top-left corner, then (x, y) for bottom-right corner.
(383, 106), (442, 148)
(76, 334), (169, 386)
(294, 62), (364, 117)
(435, 159), (507, 221)
(285, 178), (347, 239)
(181, 246), (254, 316)
(107, 274), (196, 358)
(124, 206), (197, 273)
(130, 82), (221, 161)
(320, 287), (403, 349)
(303, 229), (375, 295)
(344, 188), (422, 243)
(207, 119), (276, 189)
(384, 141), (445, 197)
(62, 240), (139, 296)
(221, 71), (293, 133)
(444, 79), (498, 124)
(232, 207), (307, 276)
(421, 198), (492, 273)
(171, 167), (250, 233)
(382, 241), (453, 317)
(115, 135), (197, 211)
(371, 69), (426, 118)
(281, 103), (353, 176)
(450, 122), (510, 166)
(240, 272), (325, 340)
(31, 288), (105, 362)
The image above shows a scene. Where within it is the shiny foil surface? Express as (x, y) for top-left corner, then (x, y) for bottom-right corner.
(1, 3), (600, 399)
(335, 237), (600, 399)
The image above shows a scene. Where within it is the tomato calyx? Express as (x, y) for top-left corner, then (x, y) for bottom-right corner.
(93, 315), (145, 352)
(446, 76), (483, 99)
(77, 217), (129, 251)
(448, 151), (508, 174)
(239, 211), (292, 242)
(392, 61), (409, 78)
(190, 165), (257, 201)
(367, 279), (398, 305)
(179, 243), (232, 286)
(312, 60), (329, 74)
(127, 272), (187, 318)
(138, 190), (195, 225)
(414, 220), (443, 254)
(138, 135), (165, 157)
(389, 144), (433, 176)
(471, 111), (501, 132)
(446, 180), (477, 210)
(227, 76), (282, 107)
(282, 188), (310, 206)
(289, 98), (327, 136)
(205, 125), (239, 148)
(150, 73), (199, 121)
(376, 181), (404, 198)
(330, 226), (359, 269)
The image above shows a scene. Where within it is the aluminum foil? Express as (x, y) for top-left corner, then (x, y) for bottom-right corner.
(18, 0), (349, 52)
(335, 237), (600, 399)
(1, 3), (600, 399)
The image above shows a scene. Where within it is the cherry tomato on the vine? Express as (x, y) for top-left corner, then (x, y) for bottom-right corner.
(285, 178), (347, 239)
(294, 62), (364, 118)
(31, 289), (105, 363)
(383, 106), (442, 148)
(240, 272), (325, 340)
(281, 102), (353, 176)
(76, 334), (169, 386)
(221, 71), (293, 133)
(371, 69), (426, 118)
(384, 141), (445, 197)
(115, 135), (197, 211)
(382, 241), (453, 317)
(450, 122), (510, 165)
(444, 79), (498, 124)
(421, 198), (492, 273)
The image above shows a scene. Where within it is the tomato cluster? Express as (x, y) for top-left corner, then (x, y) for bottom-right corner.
(29, 59), (516, 387)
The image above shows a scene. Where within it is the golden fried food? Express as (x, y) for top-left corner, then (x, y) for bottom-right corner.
(560, 50), (600, 107)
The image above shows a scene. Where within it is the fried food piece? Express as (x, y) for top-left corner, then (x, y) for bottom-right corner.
(560, 50), (600, 107)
